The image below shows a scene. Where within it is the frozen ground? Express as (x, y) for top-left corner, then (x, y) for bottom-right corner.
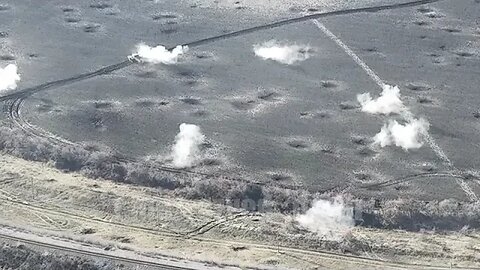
(1, 154), (480, 269)
(1, 0), (480, 202)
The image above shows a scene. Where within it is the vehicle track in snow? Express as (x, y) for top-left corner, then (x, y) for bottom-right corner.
(0, 0), (457, 197)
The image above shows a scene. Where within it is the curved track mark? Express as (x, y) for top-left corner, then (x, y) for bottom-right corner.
(1, 199), (478, 270)
(0, 60), (132, 102)
(8, 97), (76, 146)
(0, 0), (446, 197)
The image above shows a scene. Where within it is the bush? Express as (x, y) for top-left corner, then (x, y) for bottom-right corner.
(244, 184), (264, 201)
(0, 127), (53, 162)
(0, 242), (116, 270)
(192, 179), (228, 200)
(82, 151), (127, 181)
(54, 145), (89, 172)
(263, 186), (312, 213)
(356, 198), (480, 231)
(125, 163), (180, 189)
(2, 125), (480, 231)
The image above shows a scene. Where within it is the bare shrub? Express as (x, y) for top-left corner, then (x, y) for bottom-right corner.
(263, 186), (312, 213)
(0, 242), (116, 270)
(358, 198), (480, 231)
(125, 163), (180, 189)
(54, 145), (89, 172)
(2, 125), (480, 231)
(82, 151), (127, 181)
(0, 127), (53, 161)
(191, 179), (229, 200)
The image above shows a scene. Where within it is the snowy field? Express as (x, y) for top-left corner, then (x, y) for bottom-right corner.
(1, 0), (480, 204)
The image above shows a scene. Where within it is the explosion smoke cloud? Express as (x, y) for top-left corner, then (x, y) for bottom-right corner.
(171, 123), (205, 168)
(296, 196), (354, 240)
(373, 118), (430, 150)
(132, 43), (188, 64)
(0, 64), (20, 91)
(253, 40), (312, 65)
(357, 84), (405, 115)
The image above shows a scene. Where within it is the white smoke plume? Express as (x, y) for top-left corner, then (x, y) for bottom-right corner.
(373, 118), (430, 150)
(0, 64), (20, 91)
(296, 196), (354, 241)
(253, 40), (312, 65)
(132, 43), (188, 64)
(357, 84), (405, 115)
(171, 123), (205, 168)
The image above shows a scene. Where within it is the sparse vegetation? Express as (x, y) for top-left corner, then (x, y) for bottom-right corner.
(1, 125), (480, 232)
(0, 242), (116, 270)
(354, 198), (480, 231)
(0, 126), (308, 213)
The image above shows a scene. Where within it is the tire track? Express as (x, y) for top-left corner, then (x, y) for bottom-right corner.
(8, 97), (76, 146)
(6, 96), (341, 194)
(1, 197), (478, 270)
(0, 0), (447, 196)
(5, 96), (342, 194)
(0, 0), (442, 103)
(0, 232), (196, 270)
(361, 172), (478, 190)
(311, 19), (478, 202)
(183, 213), (255, 238)
(183, 0), (443, 48)
(0, 60), (132, 102)
(0, 196), (182, 238)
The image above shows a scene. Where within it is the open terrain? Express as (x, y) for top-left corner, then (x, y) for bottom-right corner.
(1, 154), (480, 269)
(2, 0), (480, 199)
(1, 0), (480, 268)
